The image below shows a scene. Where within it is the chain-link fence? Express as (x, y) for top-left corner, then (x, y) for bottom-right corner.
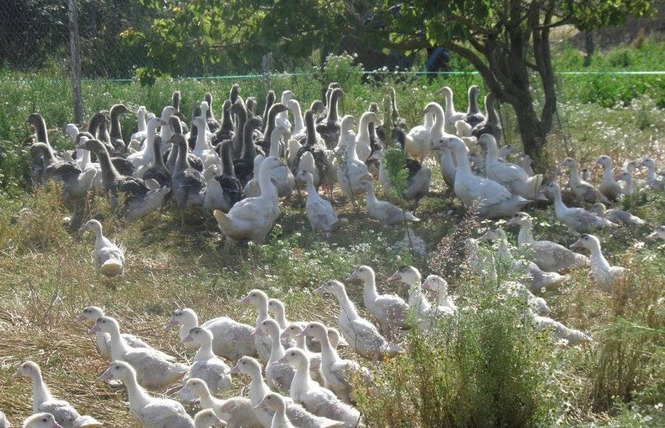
(0, 0), (152, 79)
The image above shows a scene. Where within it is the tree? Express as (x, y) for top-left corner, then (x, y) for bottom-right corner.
(374, 0), (653, 169)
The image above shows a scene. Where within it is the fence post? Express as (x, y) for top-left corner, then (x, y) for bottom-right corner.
(68, 0), (83, 124)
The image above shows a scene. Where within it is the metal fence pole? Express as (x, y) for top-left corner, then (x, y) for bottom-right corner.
(68, 0), (83, 124)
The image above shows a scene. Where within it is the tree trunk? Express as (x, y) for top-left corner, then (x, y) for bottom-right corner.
(510, 93), (548, 171)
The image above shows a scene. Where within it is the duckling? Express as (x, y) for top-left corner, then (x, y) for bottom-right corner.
(647, 225), (665, 240)
(14, 361), (101, 428)
(171, 134), (207, 226)
(346, 265), (409, 340)
(22, 413), (61, 428)
(213, 156), (284, 247)
(89, 316), (188, 390)
(295, 170), (340, 234)
(360, 180), (420, 226)
(591, 202), (646, 226)
(314, 280), (402, 360)
(462, 85), (485, 127)
(79, 219), (124, 277)
(97, 361), (194, 428)
(77, 306), (152, 359)
(570, 234), (627, 291)
(193, 409), (226, 428)
(541, 182), (618, 233)
(254, 393), (296, 428)
(181, 378), (262, 428)
(559, 158), (610, 205)
(596, 154), (623, 201)
(180, 327), (232, 401)
(253, 319), (296, 394)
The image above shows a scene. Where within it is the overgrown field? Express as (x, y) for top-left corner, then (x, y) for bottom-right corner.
(0, 38), (664, 427)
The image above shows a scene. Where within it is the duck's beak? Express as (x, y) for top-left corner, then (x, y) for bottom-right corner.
(88, 324), (101, 334)
(346, 272), (359, 282)
(96, 367), (113, 382)
(570, 240), (583, 249)
(228, 364), (240, 374)
(182, 333), (193, 343)
(386, 272), (401, 282)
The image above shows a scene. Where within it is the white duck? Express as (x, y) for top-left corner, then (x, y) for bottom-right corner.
(591, 202), (646, 226)
(314, 280), (402, 360)
(229, 356), (343, 428)
(542, 182), (618, 233)
(180, 327), (232, 401)
(126, 116), (164, 171)
(241, 154), (265, 199)
(14, 361), (101, 428)
(181, 378), (262, 428)
(360, 180), (420, 226)
(22, 413), (61, 428)
(421, 274), (457, 316)
(405, 107), (435, 163)
(300, 322), (367, 404)
(278, 348), (361, 428)
(387, 265), (434, 329)
(191, 115), (220, 166)
(527, 310), (591, 345)
(213, 156), (284, 247)
(79, 219), (124, 277)
(480, 134), (542, 199)
(280, 323), (326, 386)
(354, 111), (377, 163)
(346, 265), (409, 339)
(336, 131), (373, 200)
(166, 307), (256, 361)
(295, 171), (340, 234)
(129, 105), (149, 143)
(89, 316), (188, 390)
(441, 135), (531, 218)
(97, 361), (194, 428)
(268, 126), (295, 198)
(648, 225), (665, 240)
(253, 319), (296, 394)
(239, 289), (273, 363)
(193, 409), (226, 428)
(441, 86), (466, 135)
(288, 99), (306, 141)
(507, 212), (589, 273)
(0, 410), (9, 428)
(77, 306), (152, 359)
(558, 157), (610, 204)
(596, 155), (623, 202)
(638, 157), (665, 190)
(255, 393), (296, 428)
(570, 234), (627, 291)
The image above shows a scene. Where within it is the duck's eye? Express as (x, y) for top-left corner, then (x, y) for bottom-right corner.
(42, 418), (47, 422)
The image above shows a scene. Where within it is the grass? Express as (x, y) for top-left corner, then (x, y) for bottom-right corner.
(0, 40), (665, 426)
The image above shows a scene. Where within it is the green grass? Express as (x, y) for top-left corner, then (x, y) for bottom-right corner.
(0, 40), (665, 427)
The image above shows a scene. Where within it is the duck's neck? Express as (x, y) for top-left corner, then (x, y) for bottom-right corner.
(289, 362), (316, 402)
(110, 108), (123, 141)
(408, 282), (431, 314)
(179, 314), (199, 342)
(645, 164), (657, 182)
(588, 242), (611, 271)
(431, 104), (445, 131)
(436, 286), (449, 305)
(248, 369), (272, 405)
(255, 301), (269, 327)
(290, 103), (305, 135)
(305, 111), (317, 147)
(93, 145), (122, 186)
(197, 388), (218, 411)
(137, 109), (147, 133)
(232, 108), (247, 160)
(365, 186), (378, 207)
(271, 403), (290, 428)
(34, 117), (50, 146)
(551, 188), (570, 218)
(268, 329), (286, 364)
(175, 141), (190, 173)
(358, 114), (373, 141)
(602, 164), (616, 183)
(143, 121), (159, 159)
(517, 222), (535, 246)
(194, 121), (211, 155)
(317, 334), (341, 370)
(567, 162), (581, 185)
(362, 274), (379, 308)
(241, 121), (257, 161)
(443, 89), (456, 117)
(468, 88), (479, 113)
(484, 139), (500, 164)
(160, 120), (173, 143)
(305, 177), (318, 198)
(269, 131), (282, 158)
(451, 143), (472, 176)
(486, 95), (499, 125)
(335, 289), (360, 320)
(30, 372), (53, 412)
(326, 91), (341, 123)
(345, 136), (359, 162)
(124, 372), (152, 411)
(152, 138), (166, 169)
(107, 326), (131, 360)
(273, 309), (288, 330)
(258, 164), (278, 200)
(194, 337), (216, 361)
